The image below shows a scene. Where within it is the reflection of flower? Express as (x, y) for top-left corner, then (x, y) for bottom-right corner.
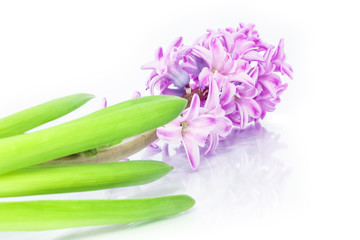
(107, 124), (290, 221)
(141, 23), (293, 169)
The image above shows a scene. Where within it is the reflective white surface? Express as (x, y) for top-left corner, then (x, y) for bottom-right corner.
(1, 0), (359, 239)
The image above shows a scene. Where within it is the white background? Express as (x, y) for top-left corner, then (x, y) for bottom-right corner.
(0, 0), (359, 239)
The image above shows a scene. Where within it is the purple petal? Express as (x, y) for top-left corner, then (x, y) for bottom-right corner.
(204, 78), (220, 110)
(220, 82), (236, 105)
(215, 117), (232, 137)
(242, 50), (264, 62)
(157, 126), (182, 144)
(184, 128), (209, 147)
(258, 73), (281, 98)
(183, 94), (200, 121)
(210, 38), (227, 71)
(191, 46), (212, 69)
(165, 64), (190, 88)
(182, 137), (200, 170)
(198, 67), (212, 89)
(170, 36), (183, 49)
(155, 47), (164, 61)
(161, 87), (186, 97)
(241, 98), (262, 119)
(235, 83), (258, 99)
(221, 99), (236, 115)
(235, 101), (248, 129)
(282, 62), (293, 79)
(221, 55), (237, 74)
(205, 131), (219, 155)
(188, 115), (216, 131)
(249, 66), (259, 83)
(231, 72), (255, 86)
(102, 97), (108, 108)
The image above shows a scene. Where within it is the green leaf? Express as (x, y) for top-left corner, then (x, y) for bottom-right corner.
(0, 195), (195, 231)
(0, 160), (173, 197)
(0, 95), (186, 175)
(0, 93), (94, 138)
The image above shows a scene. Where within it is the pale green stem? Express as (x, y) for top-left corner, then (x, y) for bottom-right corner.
(43, 129), (158, 165)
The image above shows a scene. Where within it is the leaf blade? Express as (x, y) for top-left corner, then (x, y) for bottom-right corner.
(0, 93), (95, 138)
(0, 195), (195, 231)
(0, 95), (186, 175)
(0, 160), (173, 197)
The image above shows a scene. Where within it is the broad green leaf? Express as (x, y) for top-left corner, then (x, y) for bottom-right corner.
(0, 95), (186, 175)
(0, 195), (195, 231)
(0, 160), (172, 197)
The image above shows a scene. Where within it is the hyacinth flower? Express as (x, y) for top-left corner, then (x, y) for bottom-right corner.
(142, 23), (293, 170)
(157, 94), (216, 170)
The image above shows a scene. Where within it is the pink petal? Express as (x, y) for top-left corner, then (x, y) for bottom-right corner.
(183, 94), (200, 121)
(277, 83), (288, 95)
(149, 76), (162, 95)
(282, 63), (293, 79)
(205, 131), (219, 155)
(192, 46), (212, 68)
(210, 38), (227, 70)
(220, 82), (236, 105)
(188, 115), (216, 131)
(258, 73), (281, 98)
(204, 78), (220, 110)
(221, 55), (236, 74)
(182, 137), (200, 170)
(184, 129), (209, 147)
(157, 126), (182, 144)
(221, 31), (234, 52)
(272, 39), (285, 61)
(231, 72), (255, 86)
(198, 67), (212, 88)
(249, 66), (259, 83)
(242, 50), (264, 62)
(241, 98), (262, 118)
(222, 100), (236, 115)
(170, 36), (183, 49)
(102, 97), (107, 108)
(215, 117), (232, 137)
(235, 83), (258, 99)
(235, 101), (248, 129)
(155, 47), (164, 61)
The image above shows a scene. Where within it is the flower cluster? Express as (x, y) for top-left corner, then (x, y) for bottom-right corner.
(142, 23), (293, 170)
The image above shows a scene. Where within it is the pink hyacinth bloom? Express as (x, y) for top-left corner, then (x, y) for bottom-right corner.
(157, 94), (216, 170)
(142, 23), (293, 169)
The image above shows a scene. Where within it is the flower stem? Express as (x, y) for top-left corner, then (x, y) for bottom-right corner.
(43, 130), (158, 165)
